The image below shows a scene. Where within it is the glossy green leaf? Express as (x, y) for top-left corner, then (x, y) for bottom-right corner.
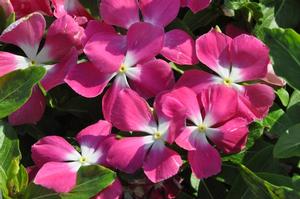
(263, 28), (300, 90)
(23, 183), (60, 199)
(262, 105), (285, 130)
(61, 165), (116, 199)
(273, 123), (300, 158)
(276, 88), (289, 107)
(0, 67), (46, 119)
(288, 90), (300, 108)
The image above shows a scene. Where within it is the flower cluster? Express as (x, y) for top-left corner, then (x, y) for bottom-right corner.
(0, 0), (284, 198)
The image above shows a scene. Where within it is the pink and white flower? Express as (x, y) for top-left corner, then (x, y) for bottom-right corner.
(162, 86), (249, 178)
(0, 12), (82, 125)
(176, 29), (275, 121)
(107, 88), (183, 183)
(9, 0), (52, 18)
(31, 120), (122, 198)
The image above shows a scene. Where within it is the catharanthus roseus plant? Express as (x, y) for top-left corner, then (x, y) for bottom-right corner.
(0, 0), (300, 199)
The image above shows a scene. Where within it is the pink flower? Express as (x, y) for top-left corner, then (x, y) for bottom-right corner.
(10, 0), (52, 18)
(176, 29), (275, 121)
(31, 120), (122, 198)
(65, 21), (174, 121)
(162, 86), (249, 178)
(0, 13), (82, 125)
(100, 0), (198, 65)
(107, 88), (183, 183)
(180, 0), (212, 13)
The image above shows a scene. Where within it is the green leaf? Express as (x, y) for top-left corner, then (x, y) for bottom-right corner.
(274, 0), (300, 28)
(276, 88), (289, 107)
(190, 174), (200, 194)
(263, 28), (300, 90)
(23, 183), (60, 199)
(288, 90), (300, 108)
(61, 165), (116, 199)
(0, 166), (9, 199)
(273, 123), (300, 158)
(0, 67), (46, 119)
(78, 0), (99, 18)
(257, 173), (295, 190)
(262, 105), (285, 130)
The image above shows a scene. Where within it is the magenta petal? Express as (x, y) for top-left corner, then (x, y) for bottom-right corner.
(51, 0), (92, 19)
(11, 0), (52, 18)
(65, 62), (112, 98)
(187, 0), (211, 13)
(199, 85), (238, 126)
(129, 59), (175, 98)
(107, 137), (150, 173)
(100, 0), (140, 29)
(0, 12), (45, 59)
(94, 179), (122, 199)
(175, 69), (215, 94)
(0, 52), (29, 77)
(143, 143), (182, 183)
(161, 29), (198, 65)
(238, 83), (275, 121)
(207, 118), (248, 154)
(140, 0), (180, 27)
(230, 34), (269, 82)
(196, 30), (232, 76)
(110, 88), (154, 132)
(34, 162), (79, 193)
(262, 63), (286, 87)
(31, 136), (79, 166)
(176, 127), (199, 150)
(188, 142), (221, 179)
(124, 22), (164, 66)
(8, 86), (45, 126)
(84, 31), (126, 73)
(41, 48), (77, 91)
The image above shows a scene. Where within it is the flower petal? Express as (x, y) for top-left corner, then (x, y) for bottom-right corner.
(143, 142), (182, 183)
(94, 179), (123, 199)
(0, 0), (13, 17)
(107, 137), (151, 173)
(10, 0), (52, 18)
(100, 0), (140, 29)
(230, 34), (269, 82)
(31, 136), (80, 166)
(51, 0), (92, 19)
(187, 0), (211, 13)
(110, 88), (155, 133)
(84, 31), (126, 73)
(124, 22), (164, 67)
(175, 126), (199, 150)
(65, 62), (112, 98)
(0, 12), (45, 59)
(129, 59), (175, 99)
(140, 0), (180, 27)
(238, 83), (275, 121)
(261, 63), (286, 87)
(8, 86), (45, 126)
(195, 30), (232, 77)
(206, 117), (248, 153)
(34, 162), (79, 193)
(0, 52), (29, 77)
(161, 29), (198, 65)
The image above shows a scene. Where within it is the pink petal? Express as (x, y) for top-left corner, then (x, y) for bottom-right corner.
(0, 12), (45, 59)
(100, 0), (140, 29)
(124, 22), (164, 67)
(181, 0), (188, 6)
(187, 0), (211, 13)
(0, 52), (29, 77)
(8, 86), (45, 126)
(175, 127), (199, 150)
(94, 179), (122, 199)
(95, 136), (117, 166)
(143, 143), (182, 183)
(10, 0), (52, 18)
(129, 59), (175, 99)
(261, 63), (286, 87)
(34, 162), (79, 193)
(188, 136), (221, 178)
(161, 29), (198, 65)
(238, 83), (275, 121)
(41, 48), (77, 91)
(51, 0), (92, 19)
(84, 31), (126, 73)
(107, 137), (150, 173)
(81, 20), (116, 46)
(76, 120), (112, 145)
(65, 62), (112, 98)
(110, 88), (155, 132)
(31, 136), (80, 166)
(195, 29), (232, 77)
(37, 15), (84, 63)
(175, 69), (215, 94)
(199, 85), (238, 126)
(207, 118), (248, 153)
(140, 0), (180, 27)
(0, 0), (14, 17)
(102, 75), (129, 122)
(230, 34), (269, 82)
